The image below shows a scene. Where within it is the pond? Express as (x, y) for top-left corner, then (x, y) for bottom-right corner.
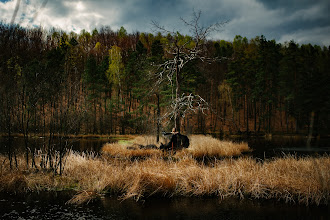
(0, 135), (329, 219)
(1, 135), (330, 158)
(224, 135), (330, 159)
(0, 136), (113, 155)
(0, 191), (328, 220)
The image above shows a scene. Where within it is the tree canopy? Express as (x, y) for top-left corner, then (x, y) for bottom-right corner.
(0, 22), (329, 137)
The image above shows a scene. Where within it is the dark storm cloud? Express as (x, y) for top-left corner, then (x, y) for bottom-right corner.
(257, 0), (329, 10)
(0, 0), (329, 45)
(255, 0), (330, 32)
(97, 0), (192, 32)
(215, 0), (330, 45)
(274, 0), (330, 45)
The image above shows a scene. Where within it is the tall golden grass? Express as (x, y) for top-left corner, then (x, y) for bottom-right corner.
(0, 135), (329, 206)
(187, 135), (251, 157)
(101, 135), (162, 159)
(102, 135), (250, 159)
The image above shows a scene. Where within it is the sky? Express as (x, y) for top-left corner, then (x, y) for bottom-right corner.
(0, 0), (329, 46)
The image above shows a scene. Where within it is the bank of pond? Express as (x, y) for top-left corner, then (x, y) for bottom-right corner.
(0, 135), (329, 219)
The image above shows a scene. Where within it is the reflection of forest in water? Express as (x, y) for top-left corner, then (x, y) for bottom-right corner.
(1, 135), (329, 158)
(228, 135), (330, 158)
(0, 136), (113, 155)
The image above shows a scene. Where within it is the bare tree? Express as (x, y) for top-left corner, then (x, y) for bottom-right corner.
(152, 10), (227, 132)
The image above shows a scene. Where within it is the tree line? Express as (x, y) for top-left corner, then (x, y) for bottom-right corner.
(1, 22), (330, 140)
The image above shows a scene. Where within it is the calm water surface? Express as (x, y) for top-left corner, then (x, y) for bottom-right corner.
(0, 135), (329, 219)
(227, 135), (330, 159)
(0, 136), (112, 155)
(0, 192), (328, 220)
(1, 135), (330, 157)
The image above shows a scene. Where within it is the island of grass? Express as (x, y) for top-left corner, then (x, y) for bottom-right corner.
(0, 135), (329, 206)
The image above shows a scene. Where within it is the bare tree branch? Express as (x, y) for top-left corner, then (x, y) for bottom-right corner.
(151, 10), (228, 131)
(150, 20), (176, 36)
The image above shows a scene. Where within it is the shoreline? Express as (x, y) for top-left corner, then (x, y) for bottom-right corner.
(1, 135), (329, 206)
(0, 133), (134, 140)
(1, 132), (329, 139)
(1, 155), (329, 206)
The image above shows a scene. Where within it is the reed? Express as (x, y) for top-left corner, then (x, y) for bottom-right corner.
(102, 142), (162, 159)
(186, 135), (250, 157)
(62, 153), (330, 205)
(101, 135), (250, 159)
(0, 136), (329, 206)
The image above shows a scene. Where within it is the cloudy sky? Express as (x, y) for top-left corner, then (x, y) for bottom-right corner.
(1, 0), (329, 45)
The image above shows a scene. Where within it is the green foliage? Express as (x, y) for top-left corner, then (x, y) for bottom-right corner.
(44, 47), (66, 97)
(84, 55), (109, 98)
(92, 28), (99, 37)
(118, 26), (127, 39)
(214, 40), (233, 57)
(181, 60), (204, 93)
(175, 32), (196, 48)
(0, 22), (329, 135)
(107, 45), (124, 87)
(151, 40), (163, 60)
(69, 37), (78, 46)
(7, 56), (22, 78)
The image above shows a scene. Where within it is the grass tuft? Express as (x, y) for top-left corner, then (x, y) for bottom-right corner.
(0, 135), (328, 206)
(102, 135), (250, 159)
(66, 190), (99, 205)
(187, 135), (251, 157)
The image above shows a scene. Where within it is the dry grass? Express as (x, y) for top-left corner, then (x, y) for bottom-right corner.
(66, 190), (99, 205)
(102, 135), (250, 159)
(0, 136), (329, 206)
(186, 135), (250, 157)
(101, 137), (162, 159)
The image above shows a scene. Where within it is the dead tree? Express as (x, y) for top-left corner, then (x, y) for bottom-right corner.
(152, 10), (227, 132)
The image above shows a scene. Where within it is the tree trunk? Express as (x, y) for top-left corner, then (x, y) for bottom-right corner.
(268, 103), (272, 134)
(93, 98), (97, 134)
(156, 93), (160, 143)
(175, 47), (181, 132)
(306, 111), (315, 147)
(246, 95), (249, 133)
(254, 99), (257, 133)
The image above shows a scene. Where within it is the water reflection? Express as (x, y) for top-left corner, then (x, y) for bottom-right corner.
(0, 192), (328, 220)
(0, 135), (329, 158)
(0, 136), (114, 155)
(0, 136), (329, 219)
(226, 135), (330, 159)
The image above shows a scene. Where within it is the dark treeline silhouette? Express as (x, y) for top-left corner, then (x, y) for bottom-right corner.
(1, 22), (330, 141)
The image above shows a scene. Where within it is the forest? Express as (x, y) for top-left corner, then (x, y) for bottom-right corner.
(0, 21), (330, 208)
(1, 22), (330, 138)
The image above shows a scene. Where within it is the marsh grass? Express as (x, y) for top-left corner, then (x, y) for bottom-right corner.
(187, 135), (251, 157)
(101, 135), (250, 159)
(102, 142), (162, 159)
(0, 135), (329, 206)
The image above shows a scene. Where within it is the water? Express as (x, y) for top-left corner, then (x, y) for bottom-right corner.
(0, 192), (328, 220)
(227, 135), (330, 159)
(0, 135), (329, 219)
(1, 135), (329, 158)
(0, 136), (112, 155)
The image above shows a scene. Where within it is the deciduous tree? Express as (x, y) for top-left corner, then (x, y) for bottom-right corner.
(152, 10), (227, 132)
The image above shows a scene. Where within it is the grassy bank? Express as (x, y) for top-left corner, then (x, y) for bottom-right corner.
(102, 135), (251, 159)
(0, 135), (329, 206)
